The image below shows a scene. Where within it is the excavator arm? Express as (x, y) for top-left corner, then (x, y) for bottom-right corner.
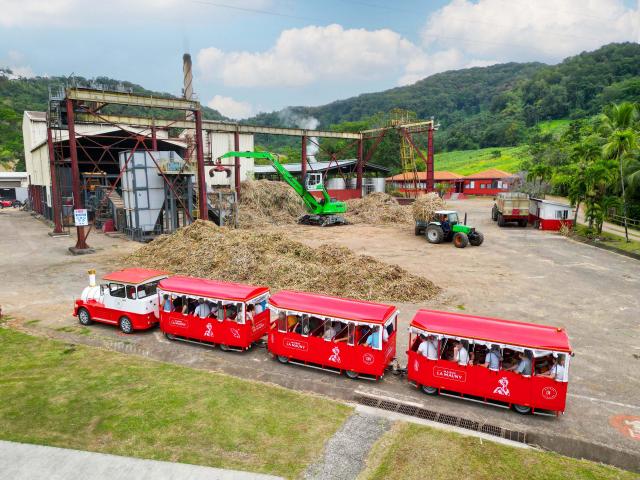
(217, 151), (347, 219)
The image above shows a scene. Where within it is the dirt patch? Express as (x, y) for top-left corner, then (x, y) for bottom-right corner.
(238, 180), (306, 228)
(345, 193), (412, 225)
(412, 193), (447, 222)
(125, 220), (440, 303)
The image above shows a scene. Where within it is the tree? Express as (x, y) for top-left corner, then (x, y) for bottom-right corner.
(567, 137), (602, 226)
(600, 102), (639, 241)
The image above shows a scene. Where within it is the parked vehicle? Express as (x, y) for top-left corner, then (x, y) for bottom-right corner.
(415, 210), (484, 248)
(267, 290), (398, 380)
(0, 198), (20, 208)
(407, 309), (572, 415)
(74, 268), (169, 333)
(158, 276), (270, 351)
(492, 192), (529, 227)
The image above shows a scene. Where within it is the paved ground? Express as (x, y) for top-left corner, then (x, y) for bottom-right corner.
(1, 201), (639, 469)
(304, 413), (390, 480)
(0, 440), (282, 480)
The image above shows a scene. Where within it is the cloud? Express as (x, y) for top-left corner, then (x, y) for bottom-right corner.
(0, 0), (271, 27)
(207, 95), (254, 119)
(421, 0), (640, 62)
(197, 24), (419, 87)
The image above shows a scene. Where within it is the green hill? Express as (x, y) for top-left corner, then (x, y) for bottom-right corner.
(434, 146), (531, 176)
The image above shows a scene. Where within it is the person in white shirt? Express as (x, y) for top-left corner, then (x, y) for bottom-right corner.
(323, 321), (337, 341)
(193, 298), (211, 319)
(542, 355), (566, 381)
(417, 334), (438, 360)
(453, 340), (470, 366)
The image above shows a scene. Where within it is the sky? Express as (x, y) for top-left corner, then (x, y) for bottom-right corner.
(1, 0), (639, 120)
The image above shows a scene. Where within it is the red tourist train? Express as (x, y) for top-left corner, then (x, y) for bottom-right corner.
(408, 309), (572, 415)
(74, 268), (572, 415)
(267, 290), (398, 380)
(157, 275), (270, 351)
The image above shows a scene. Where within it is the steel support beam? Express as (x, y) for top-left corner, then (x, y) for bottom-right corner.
(234, 131), (241, 199)
(194, 110), (208, 221)
(301, 135), (307, 182)
(74, 113), (361, 139)
(427, 125), (434, 192)
(67, 88), (199, 111)
(66, 99), (89, 250)
(47, 127), (64, 234)
(356, 138), (364, 192)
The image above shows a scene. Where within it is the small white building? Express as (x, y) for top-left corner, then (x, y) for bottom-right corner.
(529, 198), (574, 231)
(0, 171), (29, 202)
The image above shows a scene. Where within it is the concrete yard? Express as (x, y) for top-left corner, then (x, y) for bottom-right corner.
(1, 198), (639, 471)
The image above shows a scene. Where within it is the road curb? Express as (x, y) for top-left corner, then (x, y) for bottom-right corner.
(353, 392), (640, 474)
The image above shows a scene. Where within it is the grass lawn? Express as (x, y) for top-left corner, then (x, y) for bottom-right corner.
(0, 327), (351, 478)
(433, 145), (531, 176)
(574, 224), (640, 255)
(536, 119), (572, 138)
(360, 423), (636, 480)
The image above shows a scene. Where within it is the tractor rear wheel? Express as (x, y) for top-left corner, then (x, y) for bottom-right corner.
(426, 225), (444, 244)
(469, 231), (484, 246)
(497, 213), (506, 227)
(453, 232), (469, 248)
(491, 205), (498, 221)
(414, 226), (422, 236)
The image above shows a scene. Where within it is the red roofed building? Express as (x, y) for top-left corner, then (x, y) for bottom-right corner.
(386, 171), (464, 196)
(462, 169), (516, 196)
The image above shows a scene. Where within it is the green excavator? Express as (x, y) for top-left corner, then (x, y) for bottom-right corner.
(217, 151), (347, 226)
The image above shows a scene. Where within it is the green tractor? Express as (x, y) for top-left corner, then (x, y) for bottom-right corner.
(415, 210), (484, 248)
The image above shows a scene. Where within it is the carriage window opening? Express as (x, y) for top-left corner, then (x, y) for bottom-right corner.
(473, 344), (488, 366)
(501, 348), (518, 370)
(440, 338), (454, 361)
(126, 285), (137, 300)
(216, 301), (225, 321)
(535, 354), (555, 375)
(347, 323), (356, 346)
(137, 280), (159, 299)
(300, 315), (310, 336)
(277, 311), (287, 332)
(109, 283), (126, 298)
(235, 303), (244, 324)
(333, 322), (348, 342)
(483, 344), (502, 371)
(309, 316), (324, 336)
(539, 353), (567, 382)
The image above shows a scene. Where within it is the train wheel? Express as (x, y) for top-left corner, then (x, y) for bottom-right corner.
(513, 404), (532, 415)
(421, 385), (438, 395)
(164, 332), (175, 341)
(277, 355), (289, 364)
(78, 308), (92, 326)
(119, 316), (133, 334)
(346, 370), (360, 379)
(220, 344), (230, 351)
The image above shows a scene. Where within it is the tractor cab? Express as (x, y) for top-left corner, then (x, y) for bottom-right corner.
(433, 210), (459, 226)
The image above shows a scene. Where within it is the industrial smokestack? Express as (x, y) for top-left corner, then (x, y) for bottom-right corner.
(183, 53), (194, 121)
(183, 53), (193, 101)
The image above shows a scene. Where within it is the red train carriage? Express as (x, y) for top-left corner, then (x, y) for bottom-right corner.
(158, 276), (270, 351)
(407, 309), (572, 415)
(74, 268), (169, 333)
(268, 290), (398, 380)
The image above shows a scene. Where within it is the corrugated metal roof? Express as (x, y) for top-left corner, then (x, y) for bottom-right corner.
(24, 111), (47, 121)
(0, 172), (29, 179)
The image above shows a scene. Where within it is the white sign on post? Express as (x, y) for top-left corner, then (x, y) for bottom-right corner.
(74, 209), (89, 227)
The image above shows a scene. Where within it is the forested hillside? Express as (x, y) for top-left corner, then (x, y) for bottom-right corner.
(0, 72), (224, 170)
(2, 43), (639, 172)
